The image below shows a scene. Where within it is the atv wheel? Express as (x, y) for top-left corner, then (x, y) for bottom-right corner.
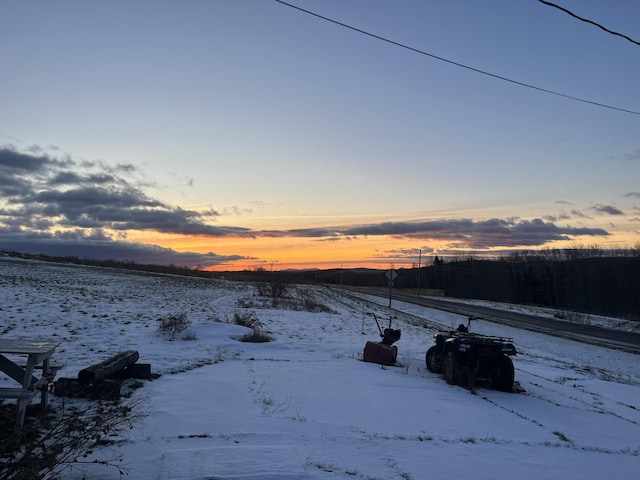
(491, 354), (514, 392)
(425, 346), (442, 373)
(443, 351), (458, 385)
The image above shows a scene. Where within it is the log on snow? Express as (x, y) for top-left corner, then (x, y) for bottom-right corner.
(78, 350), (139, 384)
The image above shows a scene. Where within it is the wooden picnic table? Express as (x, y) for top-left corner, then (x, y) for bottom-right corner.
(0, 338), (61, 429)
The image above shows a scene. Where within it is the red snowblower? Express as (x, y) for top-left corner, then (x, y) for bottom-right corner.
(363, 313), (401, 366)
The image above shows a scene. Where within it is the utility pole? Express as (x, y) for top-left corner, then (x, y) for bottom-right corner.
(417, 249), (421, 297)
(386, 269), (397, 308)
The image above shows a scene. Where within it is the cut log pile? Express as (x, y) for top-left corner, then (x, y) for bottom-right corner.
(54, 350), (152, 400)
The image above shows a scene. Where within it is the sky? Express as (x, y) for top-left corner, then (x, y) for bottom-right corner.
(1, 0), (639, 270)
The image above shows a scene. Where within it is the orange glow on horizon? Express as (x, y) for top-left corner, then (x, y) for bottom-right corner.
(127, 226), (640, 272)
(130, 231), (433, 271)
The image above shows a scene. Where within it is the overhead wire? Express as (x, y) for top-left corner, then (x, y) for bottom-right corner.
(273, 0), (640, 116)
(537, 0), (640, 46)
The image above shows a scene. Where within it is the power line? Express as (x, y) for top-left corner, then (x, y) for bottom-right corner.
(273, 0), (640, 116)
(537, 0), (640, 46)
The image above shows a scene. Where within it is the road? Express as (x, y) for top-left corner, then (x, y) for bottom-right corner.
(334, 286), (640, 355)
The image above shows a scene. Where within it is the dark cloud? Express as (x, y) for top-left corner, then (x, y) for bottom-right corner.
(623, 192), (640, 199)
(570, 209), (591, 219)
(0, 145), (254, 267)
(0, 228), (247, 268)
(0, 147), (54, 173)
(0, 146), (250, 238)
(543, 212), (571, 222)
(592, 204), (624, 216)
(0, 145), (616, 268)
(265, 218), (609, 249)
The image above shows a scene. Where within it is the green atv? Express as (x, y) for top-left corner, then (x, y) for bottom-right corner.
(425, 318), (517, 392)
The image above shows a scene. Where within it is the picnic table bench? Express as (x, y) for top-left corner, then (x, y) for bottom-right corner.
(0, 338), (62, 430)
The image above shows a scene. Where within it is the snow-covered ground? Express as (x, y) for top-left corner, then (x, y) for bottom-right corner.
(1, 257), (639, 479)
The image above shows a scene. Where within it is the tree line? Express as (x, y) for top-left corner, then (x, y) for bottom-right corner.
(392, 246), (640, 320)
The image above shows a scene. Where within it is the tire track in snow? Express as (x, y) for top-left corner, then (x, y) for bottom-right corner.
(515, 362), (640, 426)
(479, 386), (640, 456)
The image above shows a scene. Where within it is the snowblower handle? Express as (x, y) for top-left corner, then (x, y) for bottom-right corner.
(369, 313), (384, 336)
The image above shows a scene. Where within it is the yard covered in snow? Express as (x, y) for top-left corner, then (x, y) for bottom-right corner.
(1, 257), (639, 479)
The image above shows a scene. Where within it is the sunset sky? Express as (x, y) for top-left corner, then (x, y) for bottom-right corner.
(1, 0), (639, 270)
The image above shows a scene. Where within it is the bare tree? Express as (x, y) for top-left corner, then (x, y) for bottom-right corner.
(0, 397), (146, 480)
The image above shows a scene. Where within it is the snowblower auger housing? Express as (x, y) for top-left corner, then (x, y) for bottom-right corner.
(363, 313), (401, 366)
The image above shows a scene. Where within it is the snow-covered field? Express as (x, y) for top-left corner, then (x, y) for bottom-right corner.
(1, 257), (639, 479)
